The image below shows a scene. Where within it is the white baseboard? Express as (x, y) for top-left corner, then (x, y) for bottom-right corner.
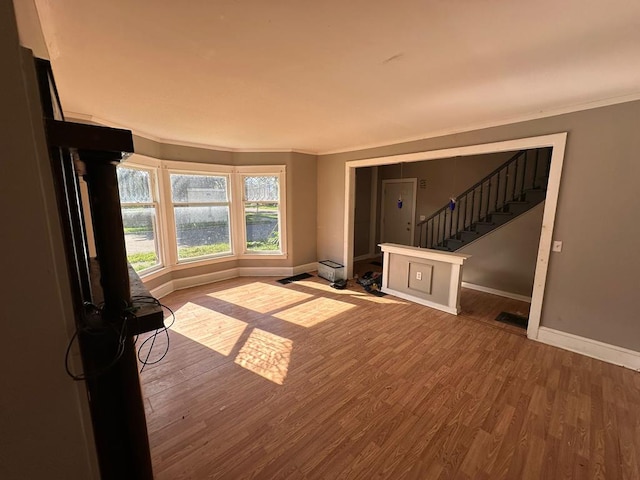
(237, 266), (292, 277)
(292, 262), (318, 275)
(536, 326), (640, 371)
(461, 282), (532, 303)
(148, 262), (318, 299)
(238, 262), (316, 277)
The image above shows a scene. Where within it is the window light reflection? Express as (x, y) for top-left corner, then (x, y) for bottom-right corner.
(171, 302), (247, 356)
(274, 297), (355, 327)
(208, 282), (312, 314)
(234, 328), (292, 385)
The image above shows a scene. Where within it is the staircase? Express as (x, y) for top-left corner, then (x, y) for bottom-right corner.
(417, 148), (552, 251)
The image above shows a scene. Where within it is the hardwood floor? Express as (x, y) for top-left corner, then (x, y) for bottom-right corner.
(140, 273), (640, 479)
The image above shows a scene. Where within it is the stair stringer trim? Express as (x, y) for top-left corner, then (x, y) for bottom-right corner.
(454, 201), (546, 252)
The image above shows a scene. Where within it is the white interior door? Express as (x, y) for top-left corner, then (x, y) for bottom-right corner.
(381, 179), (416, 246)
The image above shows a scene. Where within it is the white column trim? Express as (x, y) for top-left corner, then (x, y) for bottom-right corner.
(449, 264), (463, 313)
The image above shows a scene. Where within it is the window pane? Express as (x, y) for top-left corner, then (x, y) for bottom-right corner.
(174, 205), (231, 259)
(171, 174), (228, 203)
(121, 206), (160, 272)
(244, 176), (279, 202)
(117, 168), (152, 203)
(245, 203), (280, 251)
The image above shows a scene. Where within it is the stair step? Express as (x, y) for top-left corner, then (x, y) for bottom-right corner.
(524, 188), (546, 204)
(473, 222), (496, 235)
(488, 212), (513, 225)
(432, 245), (452, 252)
(504, 201), (531, 215)
(459, 230), (480, 242)
(445, 238), (465, 250)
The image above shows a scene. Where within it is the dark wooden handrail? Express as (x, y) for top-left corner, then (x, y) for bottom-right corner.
(416, 150), (526, 228)
(416, 148), (550, 250)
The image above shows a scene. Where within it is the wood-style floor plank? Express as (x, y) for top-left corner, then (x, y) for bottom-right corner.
(139, 271), (640, 479)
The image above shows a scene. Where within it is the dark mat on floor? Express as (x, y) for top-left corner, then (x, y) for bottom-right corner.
(276, 272), (313, 284)
(495, 311), (529, 328)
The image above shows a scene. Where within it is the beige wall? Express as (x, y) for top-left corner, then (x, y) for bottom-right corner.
(318, 100), (640, 352)
(317, 155), (346, 263)
(1, 3), (97, 478)
(459, 203), (545, 297)
(289, 152), (318, 266)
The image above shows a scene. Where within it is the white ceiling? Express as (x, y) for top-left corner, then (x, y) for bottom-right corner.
(35, 0), (640, 154)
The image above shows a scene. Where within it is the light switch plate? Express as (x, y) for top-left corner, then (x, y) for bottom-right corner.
(552, 240), (563, 252)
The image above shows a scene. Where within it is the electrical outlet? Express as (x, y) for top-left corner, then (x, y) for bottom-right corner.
(552, 240), (563, 252)
(416, 271), (422, 280)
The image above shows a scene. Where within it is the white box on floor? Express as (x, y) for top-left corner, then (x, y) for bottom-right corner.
(317, 260), (345, 282)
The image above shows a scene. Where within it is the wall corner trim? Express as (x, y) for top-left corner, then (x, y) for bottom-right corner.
(535, 326), (640, 371)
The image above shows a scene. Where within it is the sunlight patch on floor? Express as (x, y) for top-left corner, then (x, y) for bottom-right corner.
(234, 328), (292, 385)
(208, 282), (312, 314)
(273, 297), (356, 327)
(171, 302), (247, 356)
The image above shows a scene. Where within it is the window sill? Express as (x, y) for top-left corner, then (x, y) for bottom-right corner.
(138, 254), (238, 281)
(174, 253), (237, 270)
(240, 252), (288, 260)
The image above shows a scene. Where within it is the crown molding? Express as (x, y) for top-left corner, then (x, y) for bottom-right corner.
(63, 111), (317, 155)
(319, 91), (640, 155)
(64, 91), (640, 158)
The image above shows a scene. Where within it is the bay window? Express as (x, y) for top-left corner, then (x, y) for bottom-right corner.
(116, 158), (286, 277)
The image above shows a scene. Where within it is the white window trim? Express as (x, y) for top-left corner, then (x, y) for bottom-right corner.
(163, 166), (235, 264)
(234, 165), (287, 259)
(119, 157), (288, 278)
(117, 160), (165, 276)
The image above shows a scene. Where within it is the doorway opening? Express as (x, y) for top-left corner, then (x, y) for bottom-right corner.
(343, 133), (567, 341)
